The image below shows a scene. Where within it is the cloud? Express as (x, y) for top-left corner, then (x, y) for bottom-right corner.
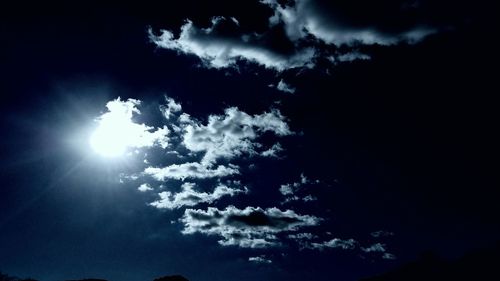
(261, 142), (284, 157)
(150, 0), (439, 72)
(262, 0), (436, 45)
(150, 182), (247, 209)
(310, 238), (358, 250)
(279, 184), (294, 196)
(138, 183), (154, 192)
(382, 253), (397, 260)
(145, 162), (239, 181)
(149, 17), (316, 71)
(329, 52), (371, 64)
(182, 107), (291, 165)
(370, 230), (394, 238)
(276, 79), (296, 94)
(287, 232), (317, 240)
(249, 255), (272, 264)
(181, 206), (321, 248)
(160, 95), (182, 120)
(302, 195), (317, 202)
(97, 97), (311, 249)
(362, 243), (387, 253)
(279, 173), (319, 203)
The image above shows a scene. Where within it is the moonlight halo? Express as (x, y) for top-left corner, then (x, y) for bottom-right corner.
(89, 97), (169, 158)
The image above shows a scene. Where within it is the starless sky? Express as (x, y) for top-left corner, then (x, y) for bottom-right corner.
(0, 1), (498, 281)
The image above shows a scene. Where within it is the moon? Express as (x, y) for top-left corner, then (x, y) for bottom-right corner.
(88, 98), (169, 158)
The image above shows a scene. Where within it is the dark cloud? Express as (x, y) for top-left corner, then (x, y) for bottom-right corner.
(150, 0), (443, 72)
(149, 17), (316, 71)
(181, 206), (321, 248)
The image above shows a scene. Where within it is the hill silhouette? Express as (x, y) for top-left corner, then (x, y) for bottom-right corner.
(0, 272), (36, 281)
(360, 243), (500, 281)
(2, 244), (499, 281)
(153, 276), (189, 281)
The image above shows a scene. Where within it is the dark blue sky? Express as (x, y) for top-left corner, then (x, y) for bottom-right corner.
(1, 1), (498, 281)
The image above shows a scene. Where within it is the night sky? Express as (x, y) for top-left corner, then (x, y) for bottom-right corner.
(1, 1), (499, 281)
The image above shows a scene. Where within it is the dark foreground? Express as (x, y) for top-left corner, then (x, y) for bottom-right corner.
(2, 244), (499, 281)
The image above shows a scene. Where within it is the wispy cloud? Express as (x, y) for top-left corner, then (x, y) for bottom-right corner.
(145, 162), (239, 181)
(249, 255), (273, 264)
(150, 182), (247, 209)
(310, 238), (358, 250)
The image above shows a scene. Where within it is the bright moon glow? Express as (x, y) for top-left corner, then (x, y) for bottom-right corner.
(89, 98), (169, 158)
(90, 114), (136, 157)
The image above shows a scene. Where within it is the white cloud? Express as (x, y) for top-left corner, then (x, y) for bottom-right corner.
(138, 183), (154, 192)
(310, 238), (358, 250)
(145, 162), (239, 181)
(150, 182), (247, 209)
(149, 0), (438, 73)
(182, 107), (291, 165)
(249, 255), (272, 264)
(181, 206), (321, 248)
(261, 143), (284, 157)
(149, 17), (316, 71)
(160, 95), (182, 120)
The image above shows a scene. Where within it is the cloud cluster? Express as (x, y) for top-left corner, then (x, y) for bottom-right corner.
(182, 107), (292, 165)
(150, 0), (438, 72)
(150, 182), (247, 209)
(181, 206), (321, 248)
(263, 0), (435, 46)
(143, 98), (291, 181)
(149, 17), (315, 71)
(279, 173), (319, 203)
(97, 96), (323, 250)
